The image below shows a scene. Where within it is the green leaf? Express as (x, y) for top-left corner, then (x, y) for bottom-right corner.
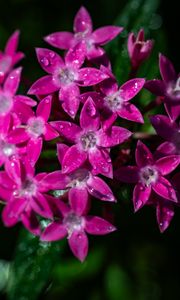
(7, 229), (65, 300)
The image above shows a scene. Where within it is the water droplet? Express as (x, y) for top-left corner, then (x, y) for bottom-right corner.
(41, 57), (49, 67)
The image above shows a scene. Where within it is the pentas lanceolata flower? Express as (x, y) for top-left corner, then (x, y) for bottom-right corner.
(0, 7), (180, 262)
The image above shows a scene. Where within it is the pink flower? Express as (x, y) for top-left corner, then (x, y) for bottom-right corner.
(28, 43), (108, 118)
(51, 97), (132, 178)
(150, 114), (180, 157)
(114, 141), (180, 212)
(0, 30), (24, 84)
(44, 6), (123, 60)
(7, 95), (59, 164)
(81, 72), (145, 129)
(41, 196), (116, 262)
(145, 54), (180, 121)
(128, 29), (154, 70)
(0, 157), (55, 235)
(0, 67), (36, 121)
(43, 143), (116, 203)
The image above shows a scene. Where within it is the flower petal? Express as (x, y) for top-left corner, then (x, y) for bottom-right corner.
(4, 67), (22, 96)
(80, 97), (100, 130)
(133, 183), (151, 212)
(5, 30), (20, 55)
(28, 75), (59, 95)
(156, 155), (180, 175)
(152, 176), (177, 202)
(44, 31), (74, 50)
(150, 114), (177, 141)
(69, 187), (89, 215)
(36, 95), (52, 121)
(50, 121), (81, 142)
(2, 198), (26, 227)
(57, 143), (69, 165)
(117, 103), (144, 123)
(26, 137), (43, 165)
(87, 175), (115, 201)
(41, 222), (67, 242)
(119, 78), (145, 101)
(154, 142), (177, 160)
(62, 145), (87, 173)
(73, 6), (92, 34)
(89, 148), (113, 178)
(78, 68), (108, 86)
(114, 166), (139, 183)
(65, 42), (86, 69)
(15, 95), (37, 106)
(44, 124), (59, 141)
(164, 102), (180, 122)
(36, 48), (64, 74)
(31, 193), (53, 219)
(156, 200), (174, 233)
(159, 54), (176, 84)
(145, 79), (165, 96)
(59, 84), (80, 118)
(21, 209), (41, 236)
(68, 230), (88, 262)
(98, 126), (132, 147)
(42, 171), (69, 190)
(85, 216), (116, 235)
(92, 26), (123, 45)
(135, 140), (153, 167)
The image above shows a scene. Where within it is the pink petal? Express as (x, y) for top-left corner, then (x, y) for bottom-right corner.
(114, 166), (139, 183)
(41, 222), (67, 242)
(50, 121), (81, 142)
(44, 124), (59, 141)
(119, 78), (145, 101)
(5, 30), (20, 55)
(152, 176), (177, 202)
(2, 198), (26, 227)
(145, 79), (165, 96)
(15, 95), (37, 106)
(31, 193), (53, 219)
(78, 68), (108, 86)
(156, 155), (180, 175)
(36, 95), (52, 121)
(0, 171), (14, 189)
(26, 137), (43, 166)
(156, 201), (174, 233)
(98, 126), (132, 147)
(150, 114), (176, 142)
(159, 54), (176, 84)
(133, 183), (151, 212)
(21, 209), (41, 236)
(86, 175), (115, 201)
(154, 142), (177, 160)
(117, 103), (144, 123)
(59, 84), (80, 118)
(68, 230), (88, 262)
(62, 145), (87, 173)
(57, 143), (69, 165)
(5, 157), (22, 184)
(92, 26), (123, 45)
(13, 101), (35, 123)
(69, 187), (89, 215)
(135, 140), (153, 167)
(7, 128), (29, 144)
(0, 186), (12, 201)
(80, 97), (100, 130)
(44, 31), (74, 50)
(42, 171), (69, 190)
(12, 52), (25, 65)
(164, 102), (180, 122)
(73, 6), (92, 34)
(85, 216), (116, 235)
(28, 75), (59, 95)
(36, 48), (64, 74)
(89, 148), (113, 178)
(65, 42), (86, 69)
(4, 67), (22, 96)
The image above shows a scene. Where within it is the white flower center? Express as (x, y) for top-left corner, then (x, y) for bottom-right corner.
(104, 92), (123, 112)
(167, 77), (180, 99)
(58, 68), (75, 85)
(14, 178), (37, 198)
(68, 168), (90, 188)
(0, 94), (13, 116)
(63, 212), (84, 237)
(0, 139), (16, 157)
(80, 131), (97, 151)
(139, 165), (158, 187)
(27, 117), (45, 138)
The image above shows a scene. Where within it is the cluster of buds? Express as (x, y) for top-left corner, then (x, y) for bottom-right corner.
(0, 6), (179, 261)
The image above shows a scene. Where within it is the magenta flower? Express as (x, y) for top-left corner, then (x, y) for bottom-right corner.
(150, 114), (180, 157)
(0, 30), (24, 84)
(28, 43), (108, 118)
(0, 67), (36, 122)
(51, 97), (132, 178)
(128, 29), (154, 70)
(145, 54), (180, 121)
(0, 157), (55, 235)
(43, 143), (116, 204)
(7, 95), (59, 164)
(81, 74), (145, 129)
(114, 141), (180, 212)
(44, 6), (123, 60)
(41, 196), (116, 262)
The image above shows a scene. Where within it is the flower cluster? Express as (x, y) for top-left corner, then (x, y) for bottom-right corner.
(0, 6), (179, 261)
